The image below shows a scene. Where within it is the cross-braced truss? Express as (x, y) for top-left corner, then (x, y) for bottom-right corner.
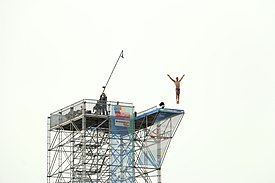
(47, 99), (184, 183)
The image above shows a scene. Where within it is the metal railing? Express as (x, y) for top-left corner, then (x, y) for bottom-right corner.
(49, 99), (134, 128)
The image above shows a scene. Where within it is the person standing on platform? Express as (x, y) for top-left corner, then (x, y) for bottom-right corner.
(99, 92), (108, 115)
(167, 74), (185, 104)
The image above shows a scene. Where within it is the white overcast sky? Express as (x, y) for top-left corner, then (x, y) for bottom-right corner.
(0, 0), (275, 182)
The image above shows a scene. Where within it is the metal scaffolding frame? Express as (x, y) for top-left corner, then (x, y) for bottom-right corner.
(47, 99), (184, 183)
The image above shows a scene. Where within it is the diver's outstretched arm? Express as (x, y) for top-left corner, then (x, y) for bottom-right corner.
(179, 74), (185, 81)
(167, 74), (175, 82)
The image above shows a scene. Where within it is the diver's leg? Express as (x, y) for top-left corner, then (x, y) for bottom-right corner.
(176, 90), (180, 104)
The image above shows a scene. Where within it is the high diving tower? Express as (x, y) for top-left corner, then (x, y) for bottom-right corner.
(47, 99), (184, 183)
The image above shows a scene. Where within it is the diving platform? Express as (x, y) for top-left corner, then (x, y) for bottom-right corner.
(49, 99), (184, 132)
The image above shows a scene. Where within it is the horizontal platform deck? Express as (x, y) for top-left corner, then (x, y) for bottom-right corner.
(50, 107), (184, 132)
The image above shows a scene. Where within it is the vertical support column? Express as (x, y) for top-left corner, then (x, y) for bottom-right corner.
(145, 115), (149, 183)
(157, 168), (161, 183)
(120, 135), (123, 181)
(96, 122), (99, 182)
(157, 120), (161, 183)
(71, 120), (75, 183)
(58, 111), (62, 182)
(81, 102), (86, 183)
(47, 117), (51, 183)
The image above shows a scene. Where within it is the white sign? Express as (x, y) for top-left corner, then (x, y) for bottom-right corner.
(115, 119), (130, 127)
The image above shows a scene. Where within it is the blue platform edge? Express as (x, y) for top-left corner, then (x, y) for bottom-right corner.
(135, 107), (184, 121)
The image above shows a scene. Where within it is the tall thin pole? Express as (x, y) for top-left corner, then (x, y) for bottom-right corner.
(102, 50), (124, 93)
(157, 121), (162, 183)
(81, 102), (87, 183)
(47, 117), (51, 183)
